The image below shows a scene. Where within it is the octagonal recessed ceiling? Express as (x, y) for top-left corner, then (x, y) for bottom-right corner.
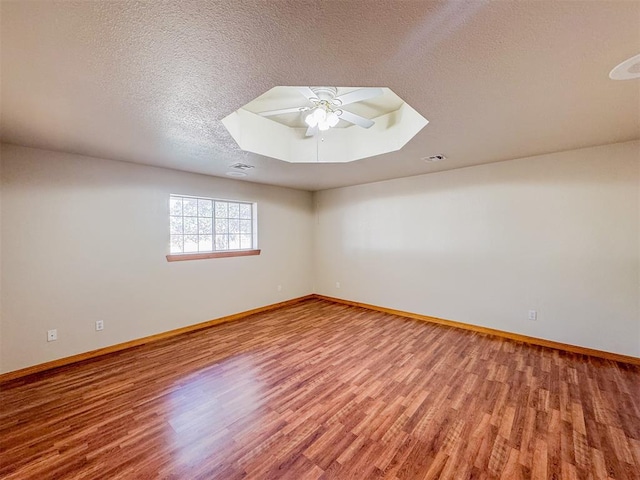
(222, 86), (428, 163)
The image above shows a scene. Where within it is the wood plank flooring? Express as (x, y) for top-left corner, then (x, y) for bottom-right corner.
(1, 298), (639, 479)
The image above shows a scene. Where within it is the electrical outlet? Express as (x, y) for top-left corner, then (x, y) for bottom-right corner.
(47, 329), (57, 342)
(336, 281), (341, 289)
(277, 285), (282, 292)
(96, 320), (104, 331)
(528, 310), (537, 321)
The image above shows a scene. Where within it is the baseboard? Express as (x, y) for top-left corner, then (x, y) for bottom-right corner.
(313, 294), (640, 366)
(0, 295), (315, 383)
(3, 293), (637, 383)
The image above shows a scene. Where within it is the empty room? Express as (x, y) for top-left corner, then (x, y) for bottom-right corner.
(1, 1), (639, 479)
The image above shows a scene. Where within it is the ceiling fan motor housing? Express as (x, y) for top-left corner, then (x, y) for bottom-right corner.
(311, 86), (339, 103)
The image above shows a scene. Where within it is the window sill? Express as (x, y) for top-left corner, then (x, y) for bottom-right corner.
(166, 249), (261, 262)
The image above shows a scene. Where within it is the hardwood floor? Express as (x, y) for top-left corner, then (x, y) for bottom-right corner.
(1, 299), (639, 479)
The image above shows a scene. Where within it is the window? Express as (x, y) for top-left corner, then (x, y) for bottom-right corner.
(167, 194), (259, 261)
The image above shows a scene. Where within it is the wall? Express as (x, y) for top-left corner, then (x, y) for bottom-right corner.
(2, 141), (638, 373)
(315, 141), (640, 357)
(0, 144), (314, 373)
(0, 150), (2, 373)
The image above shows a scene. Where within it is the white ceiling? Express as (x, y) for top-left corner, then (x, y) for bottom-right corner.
(1, 1), (639, 191)
(224, 86), (428, 164)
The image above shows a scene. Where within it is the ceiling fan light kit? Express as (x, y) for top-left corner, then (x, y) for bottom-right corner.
(307, 110), (340, 130)
(285, 86), (384, 136)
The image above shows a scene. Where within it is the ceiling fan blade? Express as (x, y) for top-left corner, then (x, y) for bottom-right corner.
(297, 87), (318, 103)
(258, 106), (308, 117)
(339, 110), (375, 129)
(334, 88), (383, 106)
(305, 124), (318, 137)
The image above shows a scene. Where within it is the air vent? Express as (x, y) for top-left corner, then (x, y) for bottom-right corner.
(229, 162), (255, 171)
(423, 154), (447, 162)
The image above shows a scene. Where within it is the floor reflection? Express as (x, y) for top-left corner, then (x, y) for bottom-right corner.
(167, 353), (265, 468)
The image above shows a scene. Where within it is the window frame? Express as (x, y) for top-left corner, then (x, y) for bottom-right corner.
(166, 194), (260, 262)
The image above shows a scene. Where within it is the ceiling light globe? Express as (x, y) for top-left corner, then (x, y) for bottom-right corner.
(305, 113), (317, 127)
(318, 121), (330, 131)
(313, 108), (327, 122)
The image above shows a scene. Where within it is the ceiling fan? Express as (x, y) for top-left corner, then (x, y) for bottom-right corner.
(257, 86), (384, 137)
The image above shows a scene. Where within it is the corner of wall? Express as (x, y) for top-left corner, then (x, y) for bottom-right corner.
(0, 145), (4, 373)
(310, 190), (320, 293)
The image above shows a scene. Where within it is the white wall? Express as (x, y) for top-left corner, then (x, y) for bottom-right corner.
(2, 141), (639, 374)
(0, 144), (314, 373)
(0, 150), (3, 373)
(315, 141), (640, 357)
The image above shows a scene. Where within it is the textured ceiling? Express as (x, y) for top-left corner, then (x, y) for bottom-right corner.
(1, 0), (639, 191)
